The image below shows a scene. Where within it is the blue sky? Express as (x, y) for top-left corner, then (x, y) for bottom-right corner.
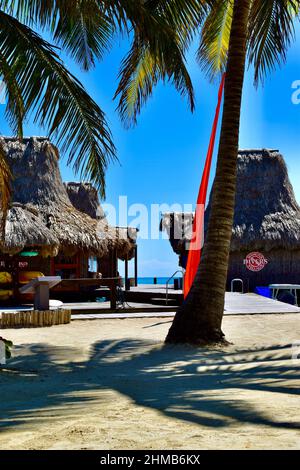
(1, 31), (300, 277)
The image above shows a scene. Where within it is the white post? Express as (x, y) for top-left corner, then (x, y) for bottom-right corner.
(0, 339), (6, 365)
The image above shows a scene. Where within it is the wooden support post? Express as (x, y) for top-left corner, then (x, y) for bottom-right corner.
(134, 245), (138, 287)
(111, 281), (117, 310)
(11, 255), (19, 304)
(125, 255), (129, 290)
(113, 248), (118, 277)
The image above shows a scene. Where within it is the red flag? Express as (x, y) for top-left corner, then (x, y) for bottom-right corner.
(184, 74), (225, 298)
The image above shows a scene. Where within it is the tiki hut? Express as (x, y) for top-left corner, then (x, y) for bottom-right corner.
(161, 149), (300, 291)
(65, 182), (106, 221)
(160, 212), (193, 269)
(64, 181), (138, 276)
(65, 182), (138, 260)
(0, 137), (137, 300)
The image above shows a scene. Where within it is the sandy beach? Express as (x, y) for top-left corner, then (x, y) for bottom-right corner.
(0, 314), (299, 450)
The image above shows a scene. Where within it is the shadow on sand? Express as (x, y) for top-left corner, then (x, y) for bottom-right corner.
(1, 336), (299, 432)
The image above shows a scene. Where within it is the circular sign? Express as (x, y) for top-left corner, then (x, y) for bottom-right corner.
(244, 252), (268, 272)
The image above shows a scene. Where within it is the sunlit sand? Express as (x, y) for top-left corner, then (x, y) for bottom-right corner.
(1, 314), (299, 450)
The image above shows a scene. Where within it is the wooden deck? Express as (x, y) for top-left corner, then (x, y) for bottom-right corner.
(224, 292), (300, 314)
(127, 284), (181, 294)
(1, 293), (300, 321)
(62, 301), (175, 314)
(71, 293), (300, 319)
(124, 283), (182, 306)
(126, 284), (182, 297)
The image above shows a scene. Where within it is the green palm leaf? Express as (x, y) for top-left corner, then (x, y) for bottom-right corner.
(115, 39), (159, 127)
(0, 10), (116, 197)
(0, 50), (25, 136)
(0, 0), (57, 26)
(115, 32), (195, 127)
(1, 1), (208, 67)
(1, 0), (207, 129)
(197, 0), (233, 81)
(0, 0), (115, 70)
(53, 1), (114, 70)
(248, 0), (300, 85)
(114, 0), (210, 126)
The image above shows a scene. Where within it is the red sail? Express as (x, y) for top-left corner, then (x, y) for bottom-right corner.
(184, 74), (225, 298)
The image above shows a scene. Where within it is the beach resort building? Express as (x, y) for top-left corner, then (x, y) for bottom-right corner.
(0, 137), (137, 303)
(161, 149), (300, 292)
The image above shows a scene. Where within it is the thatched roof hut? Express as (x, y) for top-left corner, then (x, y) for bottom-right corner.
(161, 149), (300, 290)
(160, 212), (193, 268)
(0, 137), (136, 260)
(216, 149), (300, 252)
(65, 181), (138, 260)
(3, 203), (59, 257)
(65, 182), (106, 221)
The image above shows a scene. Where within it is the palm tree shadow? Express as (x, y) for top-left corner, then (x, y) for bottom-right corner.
(1, 339), (299, 432)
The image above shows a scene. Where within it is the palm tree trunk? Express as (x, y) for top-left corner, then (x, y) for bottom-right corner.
(165, 0), (251, 345)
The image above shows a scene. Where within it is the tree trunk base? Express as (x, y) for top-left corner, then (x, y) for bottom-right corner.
(165, 330), (229, 347)
(165, 304), (230, 347)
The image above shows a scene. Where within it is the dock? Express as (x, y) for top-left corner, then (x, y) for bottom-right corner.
(70, 292), (300, 319)
(1, 291), (300, 322)
(224, 292), (300, 314)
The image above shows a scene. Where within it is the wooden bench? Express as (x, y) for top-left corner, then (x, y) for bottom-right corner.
(19, 276), (61, 310)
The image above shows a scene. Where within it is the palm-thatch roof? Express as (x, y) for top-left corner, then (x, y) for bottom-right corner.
(161, 149), (300, 257)
(65, 182), (106, 221)
(0, 137), (136, 259)
(3, 203), (59, 257)
(65, 182), (138, 260)
(160, 212), (193, 255)
(228, 149), (300, 251)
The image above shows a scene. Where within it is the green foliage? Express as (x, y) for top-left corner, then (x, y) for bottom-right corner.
(115, 32), (195, 128)
(0, 9), (116, 197)
(0, 0), (208, 194)
(114, 0), (209, 126)
(197, 0), (233, 81)
(0, 337), (13, 360)
(0, 0), (299, 196)
(115, 0), (300, 123)
(197, 0), (300, 83)
(248, 0), (300, 85)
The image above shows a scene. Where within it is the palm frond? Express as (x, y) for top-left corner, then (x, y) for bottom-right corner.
(1, 0), (209, 71)
(0, 1), (115, 70)
(115, 39), (159, 127)
(143, 0), (209, 46)
(115, 32), (195, 127)
(0, 0), (57, 26)
(53, 1), (115, 70)
(197, 0), (233, 81)
(248, 0), (300, 85)
(114, 0), (210, 126)
(0, 11), (116, 197)
(0, 51), (25, 136)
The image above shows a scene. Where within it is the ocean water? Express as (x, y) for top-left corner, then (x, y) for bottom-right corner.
(137, 277), (182, 285)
